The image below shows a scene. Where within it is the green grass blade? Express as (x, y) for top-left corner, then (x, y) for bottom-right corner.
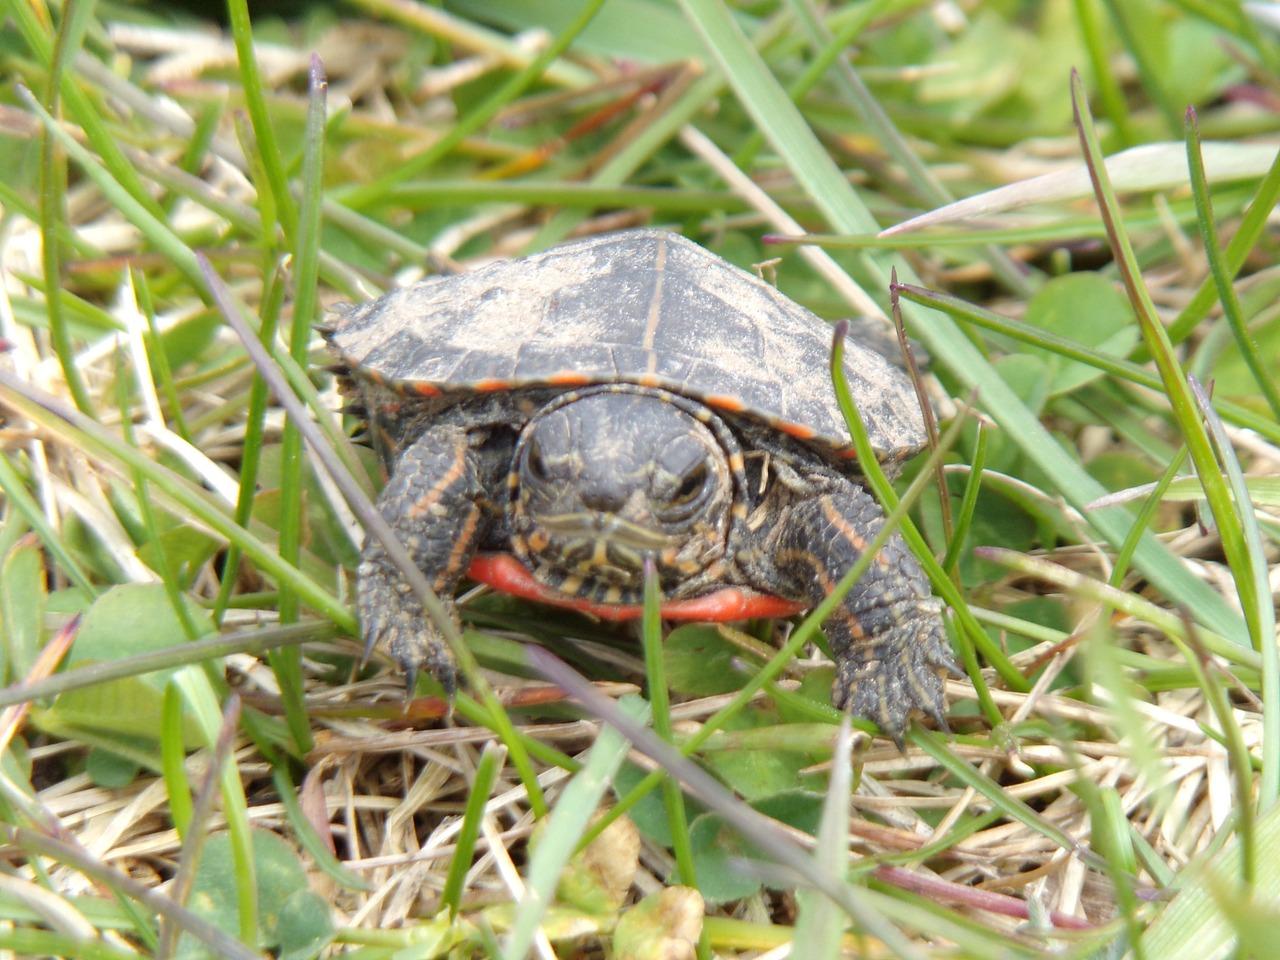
(442, 742), (505, 919)
(941, 424), (986, 577)
(911, 728), (1084, 858)
(677, 0), (1248, 652)
(160, 683), (194, 839)
(1165, 134), (1280, 347)
(17, 85), (209, 296)
(1073, 0), (1137, 146)
(0, 374), (356, 633)
(1071, 70), (1261, 652)
(37, 0), (93, 415)
(1185, 109), (1280, 421)
(339, 0), (608, 209)
(0, 622), (326, 711)
(1188, 378), (1278, 810)
(7, 0), (167, 225)
(892, 282), (1280, 446)
(0, 450), (96, 596)
(976, 546), (1258, 670)
(791, 715), (853, 957)
(226, 0), (297, 242)
(1109, 447), (1189, 587)
(212, 262), (286, 628)
(785, 0), (1034, 297)
(1102, 0), (1181, 137)
(639, 560), (709, 958)
(501, 697), (647, 960)
(272, 56), (330, 755)
(1138, 773), (1280, 958)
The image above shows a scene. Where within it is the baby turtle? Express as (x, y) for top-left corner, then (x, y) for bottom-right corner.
(324, 230), (956, 738)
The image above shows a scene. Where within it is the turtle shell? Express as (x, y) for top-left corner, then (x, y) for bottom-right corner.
(327, 230), (926, 461)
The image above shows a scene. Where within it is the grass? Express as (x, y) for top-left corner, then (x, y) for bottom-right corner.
(0, 0), (1278, 957)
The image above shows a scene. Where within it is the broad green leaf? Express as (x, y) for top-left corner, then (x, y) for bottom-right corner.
(177, 829), (334, 960)
(920, 489), (1037, 589)
(1210, 308), (1280, 406)
(702, 711), (808, 802)
(992, 353), (1052, 417)
(687, 813), (761, 904)
(36, 584), (210, 749)
(1023, 274), (1138, 395)
(612, 762), (689, 847)
(85, 749), (141, 789)
(137, 524), (220, 589)
(918, 12), (1026, 119)
(1163, 18), (1243, 108)
(664, 624), (747, 696)
(754, 791), (824, 838)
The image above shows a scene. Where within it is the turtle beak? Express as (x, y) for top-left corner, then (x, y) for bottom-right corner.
(537, 511), (677, 551)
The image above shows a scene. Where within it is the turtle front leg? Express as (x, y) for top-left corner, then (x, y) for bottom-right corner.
(358, 424), (487, 693)
(751, 481), (958, 741)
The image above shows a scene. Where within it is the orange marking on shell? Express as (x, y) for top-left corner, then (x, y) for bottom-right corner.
(473, 379), (512, 393)
(467, 554), (806, 622)
(778, 421), (817, 440)
(705, 394), (746, 413)
(637, 373), (661, 388)
(547, 370), (592, 386)
(411, 381), (441, 397)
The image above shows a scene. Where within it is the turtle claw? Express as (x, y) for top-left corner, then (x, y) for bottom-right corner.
(832, 616), (953, 747)
(401, 662), (419, 700)
(922, 699), (951, 735)
(358, 561), (459, 695)
(933, 647), (966, 679)
(386, 616), (458, 698)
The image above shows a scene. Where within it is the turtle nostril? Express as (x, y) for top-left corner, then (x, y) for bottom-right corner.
(580, 487), (625, 513)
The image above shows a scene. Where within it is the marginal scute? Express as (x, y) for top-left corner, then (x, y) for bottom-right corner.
(327, 230), (926, 462)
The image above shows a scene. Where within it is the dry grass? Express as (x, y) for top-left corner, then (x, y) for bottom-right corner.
(1, 1), (1278, 957)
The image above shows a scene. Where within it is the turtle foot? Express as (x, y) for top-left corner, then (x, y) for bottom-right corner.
(358, 561), (458, 696)
(832, 613), (957, 747)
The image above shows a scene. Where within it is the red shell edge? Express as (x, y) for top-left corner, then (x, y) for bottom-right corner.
(467, 554), (807, 622)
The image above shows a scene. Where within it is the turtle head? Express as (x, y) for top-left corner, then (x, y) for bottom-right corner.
(508, 386), (736, 601)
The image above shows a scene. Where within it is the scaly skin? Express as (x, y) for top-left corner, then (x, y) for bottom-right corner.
(355, 391), (957, 741)
(357, 423), (488, 693)
(753, 481), (960, 743)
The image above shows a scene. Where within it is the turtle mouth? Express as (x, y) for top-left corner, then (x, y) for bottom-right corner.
(536, 511), (676, 551)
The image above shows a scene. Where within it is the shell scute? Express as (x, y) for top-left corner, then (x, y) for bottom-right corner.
(327, 230), (926, 459)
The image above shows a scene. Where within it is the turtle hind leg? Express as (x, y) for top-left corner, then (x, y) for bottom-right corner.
(357, 423), (489, 693)
(752, 480), (958, 743)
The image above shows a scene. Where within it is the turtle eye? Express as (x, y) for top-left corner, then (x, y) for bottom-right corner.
(669, 463), (708, 507)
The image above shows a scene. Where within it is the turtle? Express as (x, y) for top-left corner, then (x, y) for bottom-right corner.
(323, 229), (958, 738)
